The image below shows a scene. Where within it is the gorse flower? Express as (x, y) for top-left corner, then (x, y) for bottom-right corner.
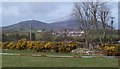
(2, 39), (78, 53)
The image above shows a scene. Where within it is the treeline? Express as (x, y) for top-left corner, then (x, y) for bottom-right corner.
(2, 32), (120, 43)
(1, 39), (78, 53)
(2, 33), (36, 42)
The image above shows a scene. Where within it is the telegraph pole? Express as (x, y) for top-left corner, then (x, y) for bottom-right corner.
(30, 23), (32, 41)
(110, 17), (115, 30)
(110, 17), (115, 43)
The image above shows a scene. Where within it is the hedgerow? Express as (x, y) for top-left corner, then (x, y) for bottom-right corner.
(2, 39), (78, 53)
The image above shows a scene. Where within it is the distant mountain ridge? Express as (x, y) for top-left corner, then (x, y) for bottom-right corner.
(2, 19), (112, 32)
(3, 20), (48, 31)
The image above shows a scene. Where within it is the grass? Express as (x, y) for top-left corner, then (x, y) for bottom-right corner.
(2, 49), (94, 56)
(2, 49), (119, 67)
(2, 55), (118, 67)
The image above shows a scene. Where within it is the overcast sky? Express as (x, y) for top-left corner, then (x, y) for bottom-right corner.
(1, 2), (119, 29)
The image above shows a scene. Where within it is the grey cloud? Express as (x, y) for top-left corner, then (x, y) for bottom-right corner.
(1, 2), (118, 29)
(2, 2), (73, 26)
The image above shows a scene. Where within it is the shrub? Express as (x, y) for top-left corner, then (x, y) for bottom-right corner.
(16, 39), (27, 50)
(27, 41), (34, 50)
(1, 39), (78, 53)
(7, 42), (16, 49)
(33, 41), (46, 52)
(101, 44), (119, 56)
(2, 42), (9, 49)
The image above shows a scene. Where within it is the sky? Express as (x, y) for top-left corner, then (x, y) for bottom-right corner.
(1, 2), (119, 29)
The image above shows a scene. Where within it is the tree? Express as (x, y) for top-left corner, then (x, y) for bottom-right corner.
(41, 32), (54, 41)
(98, 4), (111, 43)
(28, 32), (36, 41)
(2, 34), (7, 42)
(31, 33), (36, 41)
(73, 2), (111, 48)
(88, 2), (103, 43)
(73, 2), (94, 49)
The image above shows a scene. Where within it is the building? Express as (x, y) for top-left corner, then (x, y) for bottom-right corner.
(52, 30), (84, 36)
(68, 31), (84, 36)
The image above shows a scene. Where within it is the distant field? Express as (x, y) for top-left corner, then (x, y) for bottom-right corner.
(2, 49), (119, 67)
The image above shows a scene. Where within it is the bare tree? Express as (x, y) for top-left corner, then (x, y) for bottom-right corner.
(73, 2), (111, 48)
(98, 4), (111, 43)
(73, 2), (93, 49)
(88, 2), (102, 44)
(89, 2), (107, 44)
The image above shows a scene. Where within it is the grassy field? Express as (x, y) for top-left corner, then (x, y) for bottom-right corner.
(2, 49), (119, 67)
(2, 49), (95, 56)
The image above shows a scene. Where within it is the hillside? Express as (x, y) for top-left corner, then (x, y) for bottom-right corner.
(2, 20), (49, 31)
(2, 19), (112, 32)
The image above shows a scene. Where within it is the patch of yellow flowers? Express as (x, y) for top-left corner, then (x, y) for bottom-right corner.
(102, 44), (118, 52)
(2, 39), (79, 53)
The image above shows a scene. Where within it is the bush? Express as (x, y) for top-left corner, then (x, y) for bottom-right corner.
(33, 41), (46, 52)
(27, 41), (34, 50)
(2, 42), (9, 49)
(101, 44), (119, 56)
(1, 39), (78, 53)
(16, 39), (27, 50)
(7, 42), (16, 49)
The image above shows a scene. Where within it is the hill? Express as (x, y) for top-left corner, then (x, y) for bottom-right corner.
(2, 20), (49, 31)
(2, 19), (112, 32)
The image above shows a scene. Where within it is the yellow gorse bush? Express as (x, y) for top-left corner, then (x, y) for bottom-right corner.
(7, 42), (16, 49)
(102, 44), (118, 52)
(16, 39), (27, 50)
(103, 46), (116, 52)
(44, 42), (53, 49)
(2, 39), (79, 53)
(27, 41), (33, 49)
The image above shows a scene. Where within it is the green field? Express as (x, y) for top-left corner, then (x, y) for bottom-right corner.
(2, 49), (119, 67)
